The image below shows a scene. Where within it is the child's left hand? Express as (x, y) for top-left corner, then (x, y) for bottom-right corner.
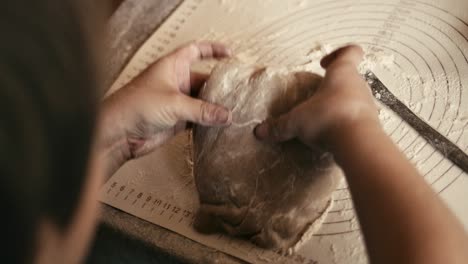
(98, 42), (232, 174)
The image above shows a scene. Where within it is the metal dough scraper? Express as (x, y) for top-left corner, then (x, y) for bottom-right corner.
(365, 71), (468, 173)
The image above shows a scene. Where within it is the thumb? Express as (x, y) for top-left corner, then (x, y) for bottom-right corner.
(175, 95), (232, 126)
(255, 100), (328, 145)
(320, 45), (364, 69)
(254, 112), (298, 142)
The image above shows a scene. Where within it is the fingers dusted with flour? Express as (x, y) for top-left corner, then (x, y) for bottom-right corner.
(254, 114), (298, 142)
(165, 41), (232, 63)
(163, 42), (233, 126)
(254, 102), (326, 145)
(255, 44), (377, 147)
(97, 42), (233, 176)
(320, 44), (364, 69)
(255, 44), (468, 263)
(174, 95), (232, 126)
(142, 41), (232, 93)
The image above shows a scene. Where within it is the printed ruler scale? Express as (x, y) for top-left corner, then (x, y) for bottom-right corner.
(101, 0), (468, 263)
(102, 178), (314, 264)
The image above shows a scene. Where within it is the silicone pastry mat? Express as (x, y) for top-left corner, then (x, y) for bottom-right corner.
(100, 0), (468, 263)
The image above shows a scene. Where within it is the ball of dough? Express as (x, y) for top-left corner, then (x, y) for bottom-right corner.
(192, 60), (342, 251)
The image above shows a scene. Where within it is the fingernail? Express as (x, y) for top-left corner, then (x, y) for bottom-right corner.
(215, 107), (231, 124)
(254, 123), (268, 140)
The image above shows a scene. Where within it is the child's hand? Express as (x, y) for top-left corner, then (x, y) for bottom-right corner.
(99, 42), (232, 173)
(254, 45), (380, 149)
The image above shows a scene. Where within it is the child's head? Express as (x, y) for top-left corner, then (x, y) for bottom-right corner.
(0, 1), (106, 263)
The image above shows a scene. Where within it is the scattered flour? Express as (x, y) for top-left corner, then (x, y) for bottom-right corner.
(291, 199), (334, 254)
(358, 50), (396, 74)
(307, 42), (334, 60)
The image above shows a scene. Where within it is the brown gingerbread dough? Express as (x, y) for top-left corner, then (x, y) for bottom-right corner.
(192, 60), (342, 251)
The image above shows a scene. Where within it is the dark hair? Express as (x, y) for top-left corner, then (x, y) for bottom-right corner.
(0, 1), (98, 262)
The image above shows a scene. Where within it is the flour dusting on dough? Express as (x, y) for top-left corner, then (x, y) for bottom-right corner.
(231, 119), (263, 127)
(193, 60), (342, 251)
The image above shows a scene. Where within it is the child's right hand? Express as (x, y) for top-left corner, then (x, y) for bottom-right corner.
(257, 45), (468, 264)
(254, 45), (380, 149)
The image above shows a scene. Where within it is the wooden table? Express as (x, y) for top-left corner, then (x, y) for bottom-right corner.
(102, 1), (245, 263)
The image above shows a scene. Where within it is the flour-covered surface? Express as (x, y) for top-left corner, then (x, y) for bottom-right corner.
(101, 0), (468, 263)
